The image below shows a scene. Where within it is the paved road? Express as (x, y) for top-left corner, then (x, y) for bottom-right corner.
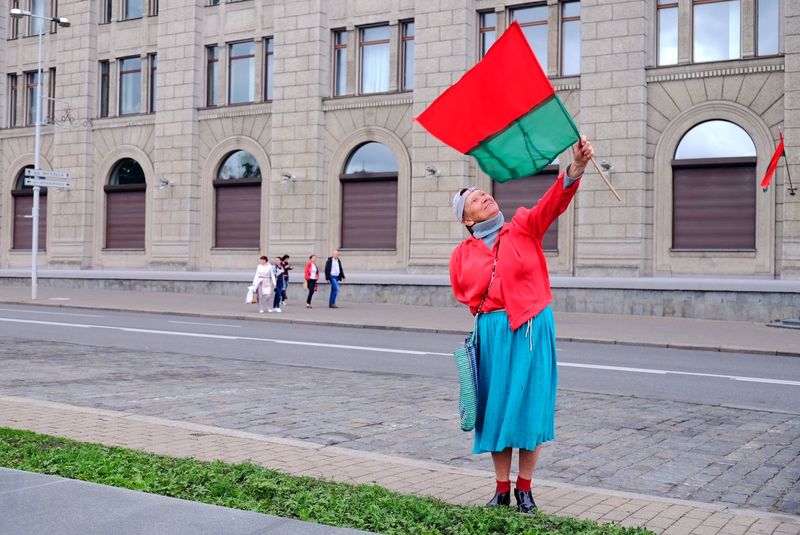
(0, 304), (798, 514)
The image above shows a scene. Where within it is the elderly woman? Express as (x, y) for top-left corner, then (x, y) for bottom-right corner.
(449, 136), (594, 514)
(252, 256), (276, 314)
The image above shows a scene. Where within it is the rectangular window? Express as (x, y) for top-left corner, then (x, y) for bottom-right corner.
(757, 0), (779, 56)
(511, 5), (549, 72)
(657, 0), (679, 65)
(30, 0), (46, 36)
(102, 0), (112, 23)
(49, 0), (58, 33)
(206, 46), (220, 107)
(561, 1), (580, 75)
(333, 30), (348, 96)
(124, 0), (143, 20)
(228, 41), (255, 104)
(148, 53), (157, 113)
(119, 56), (142, 115)
(360, 25), (390, 94)
(693, 0), (740, 63)
(8, 74), (18, 128)
(99, 61), (110, 118)
(149, 0), (158, 16)
(264, 37), (274, 101)
(400, 21), (414, 91)
(479, 11), (497, 59)
(47, 67), (55, 123)
(25, 71), (41, 126)
(9, 0), (19, 39)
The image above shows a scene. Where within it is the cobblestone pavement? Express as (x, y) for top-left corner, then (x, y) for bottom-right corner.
(2, 338), (798, 515)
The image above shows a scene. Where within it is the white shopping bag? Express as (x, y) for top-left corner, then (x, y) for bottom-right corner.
(246, 285), (256, 304)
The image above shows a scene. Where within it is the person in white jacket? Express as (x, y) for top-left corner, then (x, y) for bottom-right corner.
(252, 256), (276, 313)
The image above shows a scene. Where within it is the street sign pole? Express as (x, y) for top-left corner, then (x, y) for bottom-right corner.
(31, 27), (44, 301)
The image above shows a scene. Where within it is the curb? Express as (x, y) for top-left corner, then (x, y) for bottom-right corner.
(2, 299), (798, 358)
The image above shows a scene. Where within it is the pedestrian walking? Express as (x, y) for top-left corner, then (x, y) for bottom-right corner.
(270, 256), (285, 313)
(252, 256), (276, 314)
(280, 254), (292, 304)
(304, 255), (319, 308)
(449, 136), (594, 514)
(324, 250), (345, 308)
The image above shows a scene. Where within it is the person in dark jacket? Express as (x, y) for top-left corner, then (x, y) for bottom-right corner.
(324, 250), (345, 308)
(280, 254), (292, 304)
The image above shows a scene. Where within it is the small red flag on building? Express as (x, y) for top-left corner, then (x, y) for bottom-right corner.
(761, 131), (784, 191)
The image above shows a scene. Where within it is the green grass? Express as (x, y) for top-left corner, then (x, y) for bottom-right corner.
(0, 428), (653, 535)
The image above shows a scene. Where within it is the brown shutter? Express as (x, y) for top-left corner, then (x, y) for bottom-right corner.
(214, 180), (261, 248)
(12, 191), (47, 250)
(492, 169), (559, 251)
(105, 185), (146, 249)
(340, 175), (398, 249)
(672, 158), (756, 250)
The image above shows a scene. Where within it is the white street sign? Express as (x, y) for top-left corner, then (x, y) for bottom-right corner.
(24, 168), (71, 180)
(24, 177), (71, 188)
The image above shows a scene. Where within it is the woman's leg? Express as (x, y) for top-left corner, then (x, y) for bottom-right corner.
(491, 448), (513, 481)
(306, 280), (316, 305)
(517, 446), (541, 480)
(273, 283), (283, 310)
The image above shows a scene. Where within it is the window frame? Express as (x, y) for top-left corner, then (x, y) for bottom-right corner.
(8, 74), (19, 128)
(755, 0), (780, 57)
(478, 10), (497, 60)
(47, 67), (55, 124)
(118, 56), (142, 116)
(510, 3), (549, 73)
(332, 29), (349, 97)
(227, 40), (256, 105)
(99, 60), (110, 118)
(691, 0), (742, 64)
(399, 20), (414, 92)
(24, 70), (41, 127)
(28, 0), (46, 37)
(9, 0), (20, 39)
(49, 0), (58, 33)
(148, 53), (157, 113)
(122, 0), (144, 21)
(11, 165), (48, 251)
(263, 36), (274, 102)
(358, 23), (391, 95)
(104, 158), (147, 250)
(560, 1), (580, 76)
(656, 0), (679, 66)
(102, 0), (112, 24)
(205, 45), (220, 107)
(213, 150), (262, 249)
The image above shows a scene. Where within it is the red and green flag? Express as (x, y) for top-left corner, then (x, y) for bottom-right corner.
(416, 21), (579, 182)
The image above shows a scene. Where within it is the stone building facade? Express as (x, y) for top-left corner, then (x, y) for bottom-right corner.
(0, 0), (797, 280)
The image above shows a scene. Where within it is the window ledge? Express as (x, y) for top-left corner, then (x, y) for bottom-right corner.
(669, 249), (757, 258)
(211, 247), (260, 253)
(102, 248), (145, 252)
(322, 94), (413, 112)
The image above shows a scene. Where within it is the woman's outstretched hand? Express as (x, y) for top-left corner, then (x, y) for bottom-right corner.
(567, 135), (594, 178)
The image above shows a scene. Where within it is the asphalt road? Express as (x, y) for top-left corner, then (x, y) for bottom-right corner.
(0, 303), (798, 414)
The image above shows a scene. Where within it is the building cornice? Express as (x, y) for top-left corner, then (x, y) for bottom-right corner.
(322, 97), (413, 112)
(646, 58), (784, 83)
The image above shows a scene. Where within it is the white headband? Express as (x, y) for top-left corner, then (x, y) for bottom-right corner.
(452, 187), (477, 222)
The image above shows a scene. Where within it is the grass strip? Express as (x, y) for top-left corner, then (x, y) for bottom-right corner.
(0, 428), (653, 535)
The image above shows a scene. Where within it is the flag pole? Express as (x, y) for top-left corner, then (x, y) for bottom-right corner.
(589, 156), (622, 202)
(784, 149), (797, 196)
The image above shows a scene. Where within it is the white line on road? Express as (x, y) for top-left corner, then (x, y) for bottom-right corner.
(0, 308), (103, 318)
(168, 320), (241, 328)
(1, 316), (798, 387)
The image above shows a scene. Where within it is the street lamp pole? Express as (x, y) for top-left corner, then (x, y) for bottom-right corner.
(9, 8), (70, 300)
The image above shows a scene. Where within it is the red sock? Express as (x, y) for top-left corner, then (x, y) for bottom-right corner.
(496, 479), (511, 494)
(516, 476), (532, 492)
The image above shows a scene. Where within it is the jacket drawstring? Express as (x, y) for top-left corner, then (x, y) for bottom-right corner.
(524, 318), (533, 352)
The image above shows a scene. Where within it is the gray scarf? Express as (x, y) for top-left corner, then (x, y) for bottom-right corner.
(472, 212), (504, 249)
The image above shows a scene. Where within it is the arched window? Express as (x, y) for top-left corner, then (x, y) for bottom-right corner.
(105, 158), (146, 249)
(672, 120), (757, 250)
(213, 150), (261, 248)
(340, 142), (398, 249)
(11, 165), (47, 250)
(492, 162), (559, 251)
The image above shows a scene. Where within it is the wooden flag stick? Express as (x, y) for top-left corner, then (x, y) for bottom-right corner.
(784, 149), (797, 196)
(590, 156), (622, 202)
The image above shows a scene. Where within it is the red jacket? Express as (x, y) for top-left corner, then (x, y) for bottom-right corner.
(449, 173), (579, 331)
(304, 261), (319, 281)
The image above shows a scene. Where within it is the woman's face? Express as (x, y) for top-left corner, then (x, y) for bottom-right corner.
(310, 255), (316, 262)
(259, 258), (267, 265)
(462, 189), (500, 226)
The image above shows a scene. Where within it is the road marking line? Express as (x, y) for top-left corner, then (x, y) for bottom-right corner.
(0, 308), (103, 318)
(2, 316), (799, 386)
(168, 321), (241, 328)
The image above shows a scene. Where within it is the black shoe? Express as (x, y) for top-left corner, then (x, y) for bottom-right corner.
(514, 489), (537, 514)
(486, 491), (510, 507)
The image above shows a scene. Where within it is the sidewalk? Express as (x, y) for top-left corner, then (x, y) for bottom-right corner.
(0, 285), (798, 356)
(0, 467), (373, 535)
(1, 395), (798, 535)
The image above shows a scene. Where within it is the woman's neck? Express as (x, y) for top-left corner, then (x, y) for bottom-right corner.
(472, 212), (504, 249)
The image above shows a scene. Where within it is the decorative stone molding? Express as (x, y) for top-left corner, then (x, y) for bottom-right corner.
(198, 106), (272, 121)
(92, 116), (156, 131)
(322, 97), (414, 112)
(646, 61), (784, 83)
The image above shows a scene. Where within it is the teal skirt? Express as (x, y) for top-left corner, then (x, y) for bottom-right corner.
(473, 307), (557, 454)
